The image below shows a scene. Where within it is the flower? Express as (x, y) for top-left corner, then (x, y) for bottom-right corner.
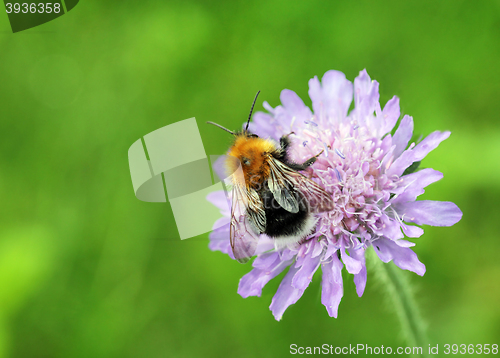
(206, 69), (462, 321)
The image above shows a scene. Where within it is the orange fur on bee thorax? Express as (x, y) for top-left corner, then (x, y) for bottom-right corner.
(225, 134), (277, 189)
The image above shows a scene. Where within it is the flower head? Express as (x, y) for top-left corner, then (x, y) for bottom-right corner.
(207, 69), (462, 321)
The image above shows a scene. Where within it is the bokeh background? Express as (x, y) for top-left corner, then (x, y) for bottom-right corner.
(1, 1), (499, 357)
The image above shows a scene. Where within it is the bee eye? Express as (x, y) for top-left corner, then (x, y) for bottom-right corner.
(242, 157), (251, 166)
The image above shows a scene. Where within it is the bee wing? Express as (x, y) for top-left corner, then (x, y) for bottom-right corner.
(229, 183), (264, 263)
(268, 156), (335, 213)
(267, 157), (301, 213)
(246, 189), (266, 234)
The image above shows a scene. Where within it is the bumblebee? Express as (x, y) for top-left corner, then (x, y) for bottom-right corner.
(208, 92), (334, 263)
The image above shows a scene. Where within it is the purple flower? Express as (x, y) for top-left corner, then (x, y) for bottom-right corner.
(207, 69), (462, 321)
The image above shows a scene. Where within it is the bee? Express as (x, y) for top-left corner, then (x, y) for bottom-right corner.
(207, 92), (334, 263)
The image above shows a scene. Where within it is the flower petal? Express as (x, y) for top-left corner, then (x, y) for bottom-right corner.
(372, 239), (392, 263)
(208, 222), (232, 256)
(388, 131), (450, 177)
(349, 247), (367, 297)
(340, 242), (362, 274)
(255, 236), (276, 255)
(211, 216), (230, 231)
(391, 168), (443, 204)
(354, 69), (380, 121)
(210, 156), (230, 184)
(401, 224), (424, 238)
(238, 252), (293, 298)
(394, 200), (463, 227)
(206, 190), (230, 216)
(321, 254), (344, 318)
(252, 251), (281, 270)
(378, 96), (400, 136)
(309, 70), (353, 125)
(281, 89), (313, 126)
(394, 239), (416, 247)
(377, 214), (404, 241)
(372, 238), (425, 276)
(270, 264), (306, 321)
(292, 253), (322, 290)
(392, 115), (414, 159)
(237, 269), (266, 298)
(247, 111), (276, 138)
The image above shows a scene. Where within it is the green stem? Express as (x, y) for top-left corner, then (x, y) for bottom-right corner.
(368, 248), (429, 358)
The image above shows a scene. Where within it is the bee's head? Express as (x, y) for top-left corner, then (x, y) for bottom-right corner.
(245, 132), (259, 139)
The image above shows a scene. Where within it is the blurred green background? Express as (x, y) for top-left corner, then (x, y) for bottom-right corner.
(1, 1), (499, 357)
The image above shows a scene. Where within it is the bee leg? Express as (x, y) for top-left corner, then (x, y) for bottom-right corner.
(303, 149), (324, 166)
(312, 149), (324, 158)
(279, 132), (295, 152)
(288, 150), (324, 171)
(276, 132), (296, 160)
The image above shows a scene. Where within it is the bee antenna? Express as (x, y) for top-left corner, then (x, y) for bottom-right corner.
(206, 121), (235, 135)
(245, 90), (260, 132)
